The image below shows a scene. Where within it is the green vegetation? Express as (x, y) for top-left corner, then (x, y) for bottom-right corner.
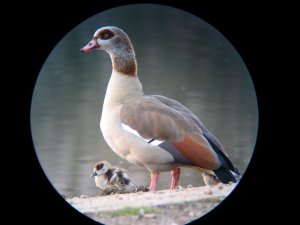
(105, 207), (159, 217)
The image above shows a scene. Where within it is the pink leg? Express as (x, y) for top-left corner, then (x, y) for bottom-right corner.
(170, 167), (180, 190)
(149, 172), (159, 191)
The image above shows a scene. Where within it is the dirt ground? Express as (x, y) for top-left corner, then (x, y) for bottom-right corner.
(67, 183), (236, 225)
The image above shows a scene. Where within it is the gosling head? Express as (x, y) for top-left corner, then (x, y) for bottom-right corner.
(90, 161), (110, 177)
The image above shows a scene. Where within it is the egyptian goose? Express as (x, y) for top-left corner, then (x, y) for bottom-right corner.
(90, 161), (138, 191)
(81, 26), (240, 191)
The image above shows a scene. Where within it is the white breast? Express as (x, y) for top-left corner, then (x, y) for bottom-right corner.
(100, 71), (142, 159)
(102, 71), (144, 108)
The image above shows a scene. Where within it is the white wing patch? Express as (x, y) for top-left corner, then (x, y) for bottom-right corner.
(122, 123), (164, 146)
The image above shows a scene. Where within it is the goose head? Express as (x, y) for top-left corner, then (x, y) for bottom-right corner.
(90, 161), (110, 177)
(81, 26), (133, 54)
(81, 26), (137, 76)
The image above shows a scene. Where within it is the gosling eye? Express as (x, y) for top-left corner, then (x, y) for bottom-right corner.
(96, 163), (104, 170)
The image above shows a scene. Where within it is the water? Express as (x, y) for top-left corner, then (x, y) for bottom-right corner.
(31, 5), (258, 197)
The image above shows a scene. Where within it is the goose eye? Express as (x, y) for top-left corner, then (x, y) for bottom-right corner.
(99, 30), (114, 40)
(103, 33), (110, 39)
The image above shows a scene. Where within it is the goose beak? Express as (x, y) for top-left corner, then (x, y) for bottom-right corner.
(90, 171), (97, 177)
(81, 39), (100, 53)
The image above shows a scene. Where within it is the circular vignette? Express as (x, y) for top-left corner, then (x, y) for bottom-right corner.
(30, 4), (258, 225)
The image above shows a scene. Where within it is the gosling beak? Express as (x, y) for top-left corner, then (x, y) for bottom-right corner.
(90, 171), (97, 177)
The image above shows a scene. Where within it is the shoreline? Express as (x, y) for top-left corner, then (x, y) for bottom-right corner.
(67, 183), (236, 224)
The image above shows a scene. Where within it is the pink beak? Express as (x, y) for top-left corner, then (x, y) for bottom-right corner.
(80, 39), (100, 53)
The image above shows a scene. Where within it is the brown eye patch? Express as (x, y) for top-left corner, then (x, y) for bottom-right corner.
(99, 29), (115, 40)
(96, 163), (104, 170)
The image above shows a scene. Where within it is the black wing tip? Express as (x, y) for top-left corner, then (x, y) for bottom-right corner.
(203, 133), (239, 174)
(214, 167), (240, 184)
(233, 166), (240, 176)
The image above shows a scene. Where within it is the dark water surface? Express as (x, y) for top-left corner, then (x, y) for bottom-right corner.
(31, 5), (258, 196)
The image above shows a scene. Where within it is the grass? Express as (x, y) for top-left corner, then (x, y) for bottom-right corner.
(102, 196), (222, 217)
(105, 207), (159, 217)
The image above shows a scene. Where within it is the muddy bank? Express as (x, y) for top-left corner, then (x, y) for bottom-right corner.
(67, 183), (236, 225)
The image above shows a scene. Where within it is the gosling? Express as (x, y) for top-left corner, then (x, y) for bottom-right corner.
(90, 161), (138, 192)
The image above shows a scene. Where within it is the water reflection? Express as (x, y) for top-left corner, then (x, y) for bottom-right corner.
(31, 5), (258, 196)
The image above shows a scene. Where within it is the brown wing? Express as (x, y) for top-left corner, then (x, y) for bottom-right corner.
(120, 95), (221, 170)
(152, 95), (227, 156)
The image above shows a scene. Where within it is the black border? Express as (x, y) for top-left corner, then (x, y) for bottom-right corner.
(10, 1), (277, 224)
